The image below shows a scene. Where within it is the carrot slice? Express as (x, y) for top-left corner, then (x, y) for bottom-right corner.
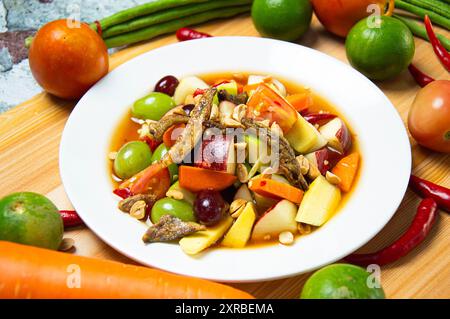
(163, 123), (185, 148)
(286, 92), (313, 112)
(179, 166), (237, 192)
(249, 178), (304, 204)
(0, 241), (254, 299)
(331, 152), (360, 192)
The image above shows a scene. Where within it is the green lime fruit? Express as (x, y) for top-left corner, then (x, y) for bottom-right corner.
(132, 92), (175, 120)
(252, 0), (313, 41)
(346, 16), (415, 80)
(114, 141), (152, 180)
(300, 263), (386, 299)
(0, 192), (63, 250)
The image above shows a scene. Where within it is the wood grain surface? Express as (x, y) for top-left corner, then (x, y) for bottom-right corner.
(0, 15), (449, 299)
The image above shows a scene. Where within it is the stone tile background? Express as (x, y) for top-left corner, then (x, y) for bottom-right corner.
(0, 0), (150, 113)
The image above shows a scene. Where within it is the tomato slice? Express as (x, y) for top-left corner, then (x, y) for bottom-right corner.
(120, 162), (170, 199)
(246, 83), (298, 132)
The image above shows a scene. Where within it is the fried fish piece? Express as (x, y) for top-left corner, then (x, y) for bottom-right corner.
(142, 215), (206, 243)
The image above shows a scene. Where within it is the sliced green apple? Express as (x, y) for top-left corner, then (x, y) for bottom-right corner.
(167, 181), (196, 206)
(179, 215), (233, 255)
(173, 76), (208, 105)
(222, 203), (257, 248)
(296, 175), (341, 226)
(285, 114), (327, 154)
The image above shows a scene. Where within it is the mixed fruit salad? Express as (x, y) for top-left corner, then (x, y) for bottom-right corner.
(110, 73), (360, 255)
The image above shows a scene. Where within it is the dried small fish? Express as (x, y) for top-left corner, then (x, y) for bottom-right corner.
(118, 194), (156, 213)
(218, 90), (248, 105)
(142, 215), (205, 243)
(146, 114), (189, 141)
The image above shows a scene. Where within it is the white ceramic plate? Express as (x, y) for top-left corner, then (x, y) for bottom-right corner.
(60, 37), (411, 282)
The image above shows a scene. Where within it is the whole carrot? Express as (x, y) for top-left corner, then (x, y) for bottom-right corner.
(0, 241), (253, 299)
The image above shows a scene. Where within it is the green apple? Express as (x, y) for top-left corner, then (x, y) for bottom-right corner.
(285, 115), (327, 153)
(296, 175), (341, 226)
(222, 203), (257, 248)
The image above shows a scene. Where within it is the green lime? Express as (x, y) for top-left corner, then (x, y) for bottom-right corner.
(151, 198), (195, 224)
(346, 16), (415, 80)
(300, 264), (385, 299)
(252, 0), (312, 41)
(0, 192), (63, 250)
(114, 141), (153, 180)
(132, 92), (175, 121)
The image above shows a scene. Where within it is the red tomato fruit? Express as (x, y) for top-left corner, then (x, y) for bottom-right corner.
(408, 80), (450, 153)
(311, 0), (393, 37)
(29, 19), (109, 99)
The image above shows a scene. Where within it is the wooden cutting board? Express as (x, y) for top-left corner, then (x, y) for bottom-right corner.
(0, 15), (449, 299)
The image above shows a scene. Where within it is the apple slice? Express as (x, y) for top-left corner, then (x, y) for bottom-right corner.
(179, 215), (233, 255)
(296, 175), (341, 226)
(305, 148), (329, 178)
(222, 203), (257, 248)
(251, 199), (298, 241)
(173, 76), (208, 105)
(195, 135), (236, 175)
(285, 114), (327, 154)
(319, 118), (352, 154)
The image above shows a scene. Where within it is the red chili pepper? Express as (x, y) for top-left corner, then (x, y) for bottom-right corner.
(408, 64), (435, 88)
(113, 188), (132, 199)
(60, 210), (84, 228)
(409, 175), (450, 213)
(345, 198), (438, 266)
(424, 15), (450, 72)
(141, 136), (161, 152)
(193, 88), (205, 97)
(176, 28), (212, 41)
(93, 20), (103, 38)
(303, 112), (337, 124)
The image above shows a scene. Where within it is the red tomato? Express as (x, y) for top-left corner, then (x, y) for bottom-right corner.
(311, 0), (392, 37)
(246, 83), (298, 132)
(29, 19), (109, 99)
(408, 80), (450, 153)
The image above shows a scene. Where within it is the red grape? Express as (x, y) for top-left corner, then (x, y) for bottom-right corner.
(154, 75), (179, 96)
(194, 190), (227, 226)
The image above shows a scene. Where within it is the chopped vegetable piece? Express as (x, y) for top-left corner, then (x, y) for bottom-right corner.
(296, 175), (341, 226)
(163, 123), (185, 148)
(249, 178), (304, 204)
(286, 92), (313, 112)
(303, 112), (337, 125)
(179, 215), (233, 255)
(331, 153), (360, 192)
(0, 241), (253, 298)
(178, 166), (237, 192)
(246, 83), (298, 132)
(345, 198), (438, 266)
(284, 115), (327, 154)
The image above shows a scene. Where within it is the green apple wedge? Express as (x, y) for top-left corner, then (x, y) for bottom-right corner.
(222, 203), (257, 248)
(285, 114), (327, 154)
(296, 175), (341, 226)
(179, 215), (233, 255)
(166, 181), (196, 206)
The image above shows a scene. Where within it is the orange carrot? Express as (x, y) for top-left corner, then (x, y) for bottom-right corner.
(0, 241), (253, 299)
(331, 152), (360, 192)
(286, 92), (313, 112)
(179, 166), (237, 192)
(249, 178), (304, 204)
(163, 123), (185, 148)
